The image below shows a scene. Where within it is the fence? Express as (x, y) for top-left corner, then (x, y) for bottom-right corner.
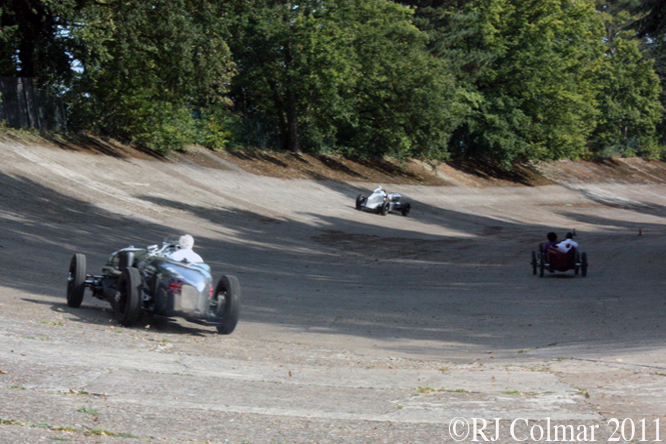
(0, 77), (67, 131)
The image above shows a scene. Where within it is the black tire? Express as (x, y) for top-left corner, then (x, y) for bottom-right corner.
(401, 203), (411, 217)
(531, 251), (537, 275)
(539, 251), (545, 278)
(115, 267), (142, 327)
(574, 251), (580, 275)
(581, 252), (588, 277)
(67, 254), (87, 308)
(355, 195), (366, 210)
(380, 201), (390, 216)
(214, 275), (241, 335)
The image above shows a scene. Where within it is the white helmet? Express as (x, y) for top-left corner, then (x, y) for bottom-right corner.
(179, 234), (194, 249)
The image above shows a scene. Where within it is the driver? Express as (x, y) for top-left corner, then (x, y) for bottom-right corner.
(373, 186), (387, 198)
(167, 234), (203, 263)
(554, 232), (579, 253)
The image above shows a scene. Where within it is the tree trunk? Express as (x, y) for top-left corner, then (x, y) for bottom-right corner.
(267, 78), (289, 150)
(283, 38), (300, 153)
(287, 88), (300, 153)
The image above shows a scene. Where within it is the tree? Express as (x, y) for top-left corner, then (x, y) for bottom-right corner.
(591, 4), (663, 156)
(629, 0), (666, 37)
(68, 0), (236, 152)
(436, 0), (607, 165)
(0, 0), (87, 87)
(329, 0), (464, 158)
(228, 0), (464, 158)
(228, 0), (363, 153)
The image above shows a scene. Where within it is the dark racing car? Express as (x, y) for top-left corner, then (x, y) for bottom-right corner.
(66, 236), (240, 334)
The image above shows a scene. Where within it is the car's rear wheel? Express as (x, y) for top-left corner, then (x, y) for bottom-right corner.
(539, 251), (545, 278)
(214, 275), (241, 335)
(401, 203), (411, 217)
(355, 195), (366, 210)
(115, 267), (142, 327)
(67, 254), (87, 308)
(531, 251), (537, 275)
(581, 252), (588, 277)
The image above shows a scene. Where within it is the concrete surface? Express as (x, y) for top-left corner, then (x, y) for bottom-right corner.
(0, 140), (665, 443)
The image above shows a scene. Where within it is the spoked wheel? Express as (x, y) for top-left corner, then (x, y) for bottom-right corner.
(531, 251), (537, 275)
(115, 267), (142, 327)
(380, 201), (390, 216)
(581, 252), (588, 277)
(401, 203), (411, 217)
(213, 275), (241, 335)
(539, 251), (545, 278)
(355, 195), (366, 210)
(67, 254), (87, 308)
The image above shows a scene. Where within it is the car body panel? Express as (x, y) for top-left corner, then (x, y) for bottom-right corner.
(95, 240), (219, 322)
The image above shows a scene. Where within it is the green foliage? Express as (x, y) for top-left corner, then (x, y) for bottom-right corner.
(0, 6), (18, 78)
(0, 0), (663, 163)
(67, 0), (236, 152)
(611, 0), (666, 157)
(228, 0), (464, 158)
(195, 106), (240, 150)
(0, 0), (91, 89)
(441, 0), (608, 165)
(590, 19), (663, 157)
(329, 0), (465, 159)
(228, 0), (354, 152)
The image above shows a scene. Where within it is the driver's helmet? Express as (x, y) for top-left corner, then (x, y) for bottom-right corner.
(178, 234), (195, 250)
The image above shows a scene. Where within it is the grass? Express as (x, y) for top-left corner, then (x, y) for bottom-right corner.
(415, 386), (436, 394)
(85, 429), (140, 438)
(576, 388), (591, 398)
(0, 417), (140, 439)
(24, 336), (51, 341)
(76, 407), (99, 417)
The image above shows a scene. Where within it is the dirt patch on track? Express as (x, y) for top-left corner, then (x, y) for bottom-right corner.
(312, 229), (461, 260)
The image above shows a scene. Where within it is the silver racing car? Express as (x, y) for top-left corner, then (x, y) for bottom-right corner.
(355, 187), (411, 216)
(66, 237), (240, 334)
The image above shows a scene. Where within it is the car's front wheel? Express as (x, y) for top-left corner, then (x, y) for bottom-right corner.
(401, 203), (411, 217)
(380, 201), (390, 216)
(214, 275), (241, 335)
(115, 267), (142, 327)
(67, 254), (87, 308)
(355, 194), (366, 210)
